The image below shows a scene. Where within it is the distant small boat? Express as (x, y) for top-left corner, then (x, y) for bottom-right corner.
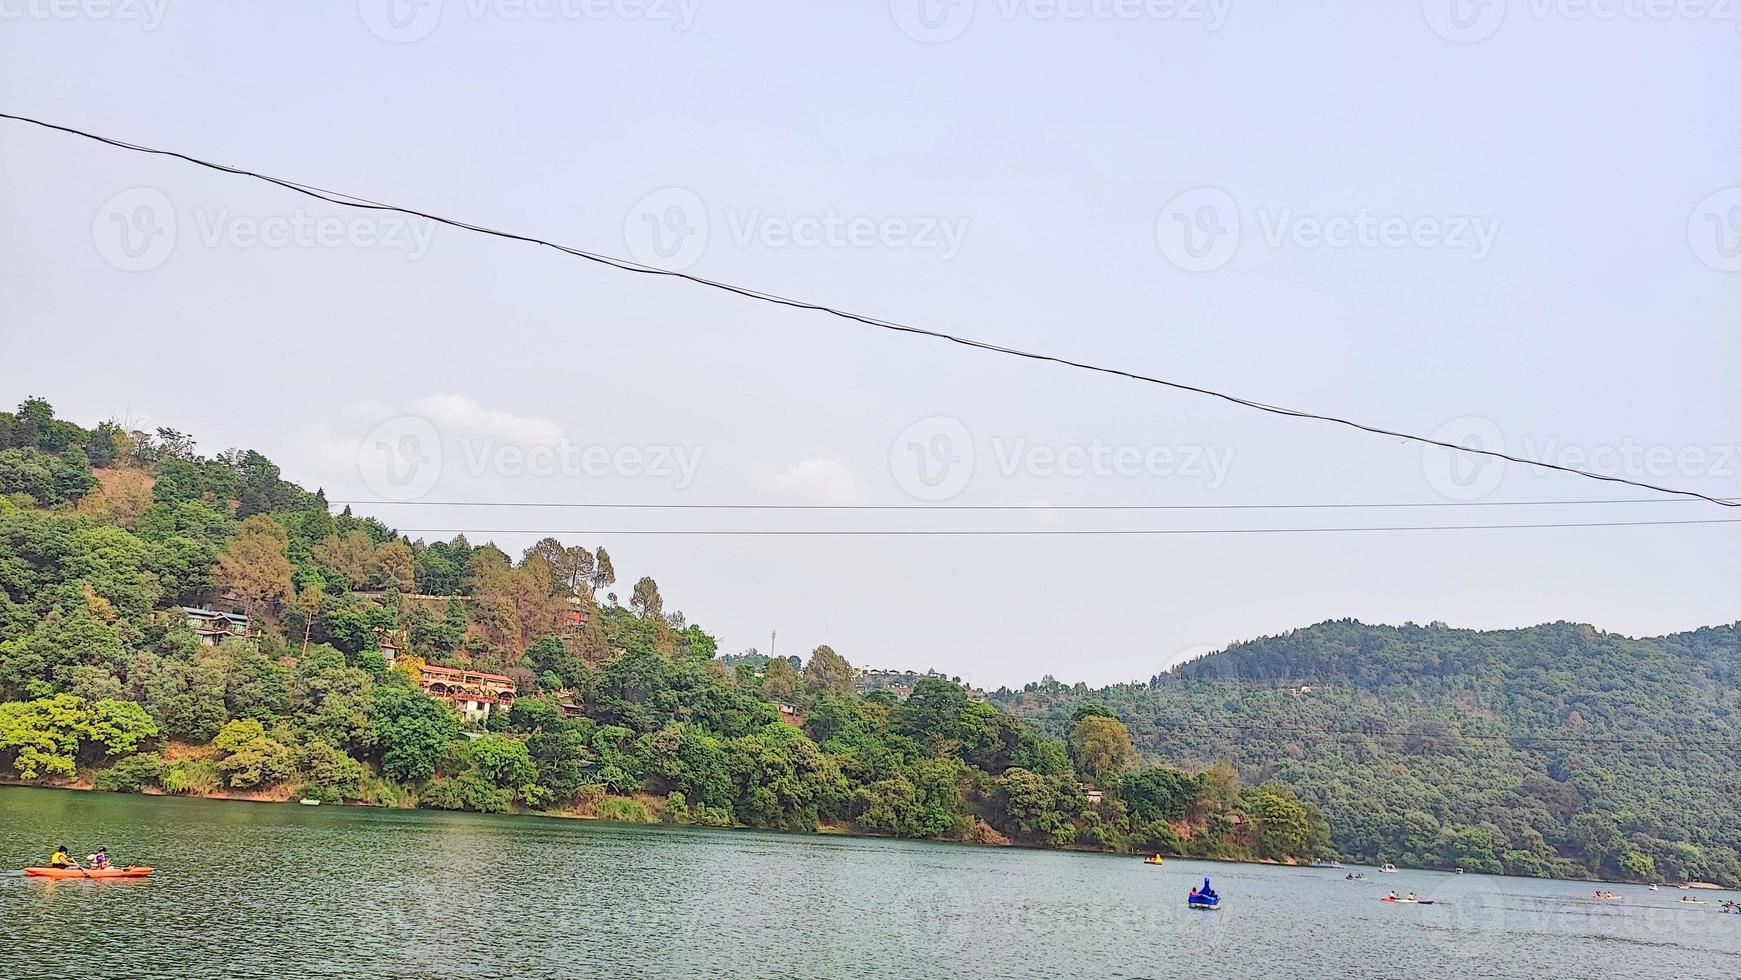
(299, 798), (321, 806)
(1310, 859), (1343, 869)
(1188, 879), (1222, 909)
(1380, 864), (1399, 874)
(1454, 868), (1465, 875)
(1649, 884), (1660, 891)
(1143, 855), (1164, 865)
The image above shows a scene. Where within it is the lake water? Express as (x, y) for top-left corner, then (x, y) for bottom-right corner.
(2, 787), (1737, 979)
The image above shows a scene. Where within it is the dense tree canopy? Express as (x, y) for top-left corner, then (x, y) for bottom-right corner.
(7, 398), (1727, 883)
(994, 619), (1741, 885)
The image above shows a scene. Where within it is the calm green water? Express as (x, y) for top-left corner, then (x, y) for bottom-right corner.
(2, 787), (1737, 979)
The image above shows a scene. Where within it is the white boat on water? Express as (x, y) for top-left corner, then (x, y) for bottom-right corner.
(1380, 864), (1399, 874)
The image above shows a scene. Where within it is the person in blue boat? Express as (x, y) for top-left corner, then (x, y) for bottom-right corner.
(1189, 877), (1219, 905)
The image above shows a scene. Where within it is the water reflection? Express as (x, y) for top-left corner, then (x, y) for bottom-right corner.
(1, 788), (1736, 980)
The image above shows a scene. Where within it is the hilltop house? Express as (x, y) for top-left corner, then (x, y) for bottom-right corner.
(852, 667), (987, 702)
(551, 688), (584, 719)
(163, 606), (252, 646)
(419, 664), (517, 723)
(374, 628), (405, 665)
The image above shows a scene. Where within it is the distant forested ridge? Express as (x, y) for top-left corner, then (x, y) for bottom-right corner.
(0, 397), (1327, 863)
(992, 620), (1741, 886)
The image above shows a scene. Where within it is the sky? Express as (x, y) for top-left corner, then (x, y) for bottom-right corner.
(2, 1), (1738, 688)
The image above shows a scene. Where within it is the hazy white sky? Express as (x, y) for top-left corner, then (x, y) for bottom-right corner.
(3, 2), (1738, 687)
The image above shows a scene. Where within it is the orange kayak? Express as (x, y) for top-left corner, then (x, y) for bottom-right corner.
(23, 867), (153, 879)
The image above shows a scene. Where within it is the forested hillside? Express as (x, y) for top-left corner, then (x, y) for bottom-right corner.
(994, 620), (1741, 886)
(0, 397), (1327, 863)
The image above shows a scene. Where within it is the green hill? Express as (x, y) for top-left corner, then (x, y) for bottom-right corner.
(992, 620), (1741, 885)
(5, 393), (1735, 883)
(0, 395), (1325, 863)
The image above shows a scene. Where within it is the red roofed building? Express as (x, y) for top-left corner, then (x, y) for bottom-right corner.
(562, 597), (591, 630)
(420, 664), (517, 723)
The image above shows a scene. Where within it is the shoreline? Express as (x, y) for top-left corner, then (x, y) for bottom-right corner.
(5, 781), (1723, 891)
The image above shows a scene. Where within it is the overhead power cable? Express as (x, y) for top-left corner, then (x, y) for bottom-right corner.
(327, 496), (1738, 511)
(4, 109), (1736, 509)
(382, 517), (1741, 536)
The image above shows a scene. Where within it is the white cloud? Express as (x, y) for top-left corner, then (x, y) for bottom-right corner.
(757, 456), (875, 505)
(297, 394), (569, 500)
(414, 394), (564, 446)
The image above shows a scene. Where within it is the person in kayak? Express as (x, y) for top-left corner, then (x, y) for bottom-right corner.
(87, 847), (110, 870)
(49, 845), (72, 869)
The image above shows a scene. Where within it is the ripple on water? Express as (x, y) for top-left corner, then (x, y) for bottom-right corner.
(1, 788), (1737, 980)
